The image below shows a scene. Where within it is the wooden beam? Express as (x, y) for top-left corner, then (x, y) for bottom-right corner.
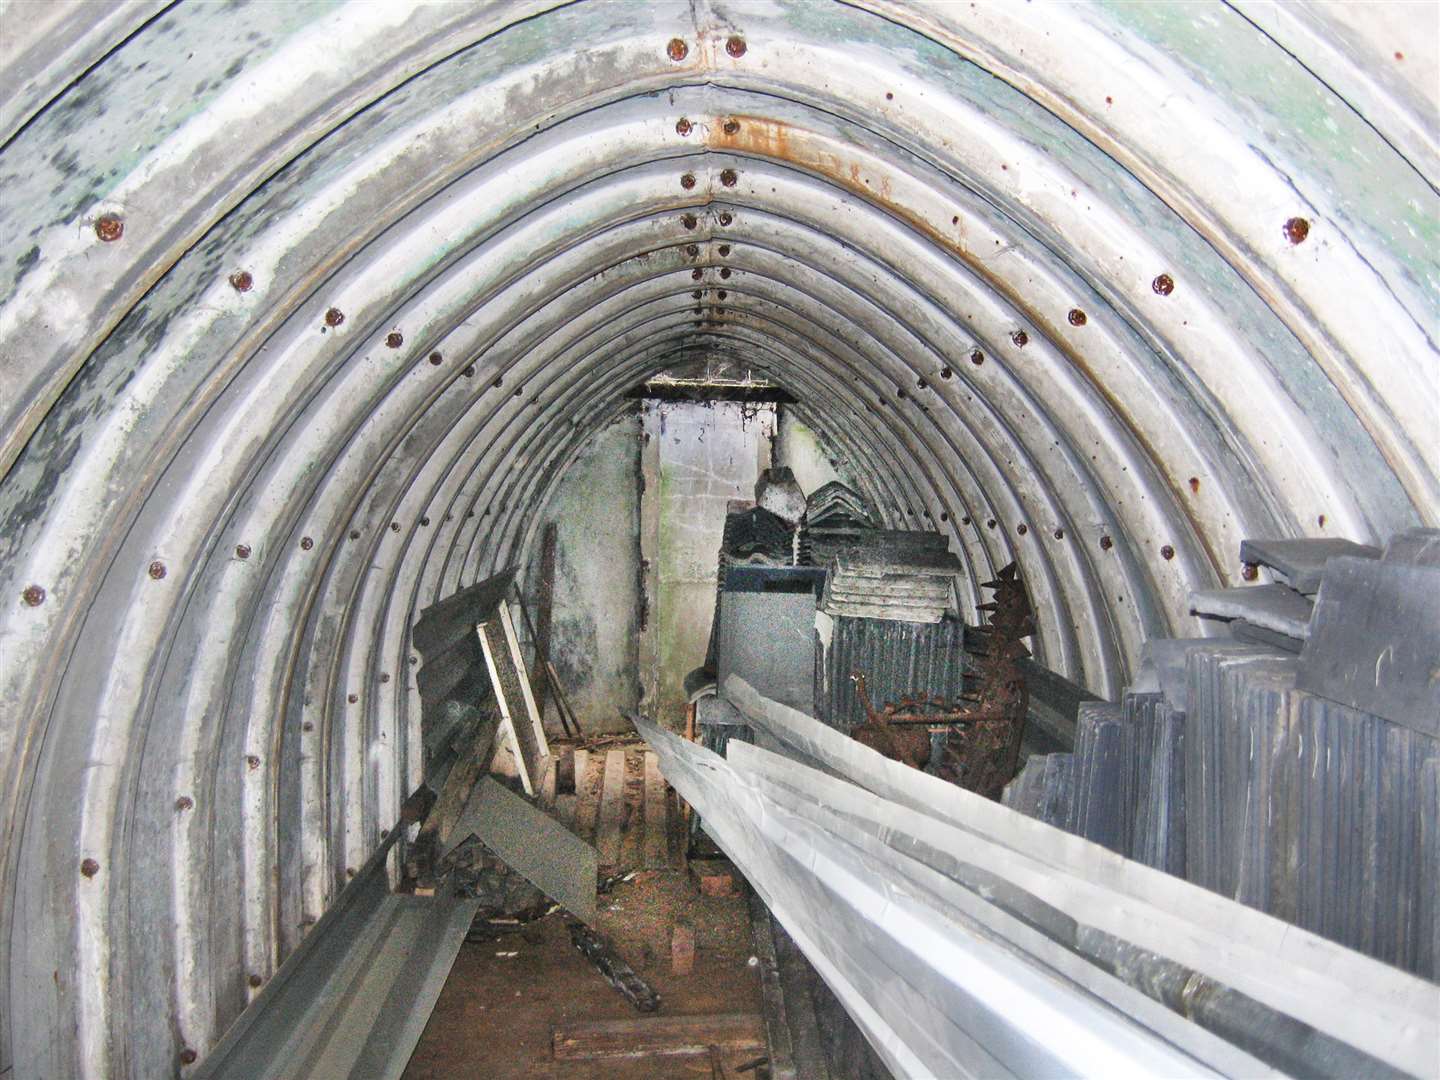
(643, 752), (669, 869)
(552, 1014), (765, 1061)
(594, 749), (627, 868)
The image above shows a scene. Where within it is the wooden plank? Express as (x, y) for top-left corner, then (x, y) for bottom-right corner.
(748, 893), (798, 1080)
(555, 794), (578, 831)
(573, 749), (599, 840)
(643, 752), (669, 870)
(540, 753), (558, 808)
(595, 750), (627, 868)
(419, 714), (498, 848)
(533, 522), (558, 720)
(552, 1013), (765, 1061)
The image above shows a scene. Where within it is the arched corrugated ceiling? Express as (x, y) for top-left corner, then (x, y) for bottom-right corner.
(0, 2), (1435, 1075)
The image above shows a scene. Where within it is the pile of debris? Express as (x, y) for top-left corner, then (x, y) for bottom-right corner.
(798, 481), (877, 565)
(820, 531), (960, 623)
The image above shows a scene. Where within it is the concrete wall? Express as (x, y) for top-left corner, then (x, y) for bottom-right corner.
(523, 409), (642, 735)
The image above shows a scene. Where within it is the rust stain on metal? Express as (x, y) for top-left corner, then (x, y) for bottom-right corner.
(1152, 273), (1174, 296)
(680, 173), (696, 190)
(175, 796), (193, 811)
(666, 38), (688, 62)
(385, 331), (404, 348)
(970, 349), (984, 366)
(723, 119), (740, 135)
(148, 560), (167, 580)
(1099, 535), (1114, 551)
(1067, 308), (1087, 326)
(228, 270), (253, 292)
(235, 543), (251, 560)
(675, 117), (692, 136)
(80, 858), (100, 878)
(1010, 330), (1028, 347)
(1242, 562), (1259, 581)
(94, 215), (124, 242)
(720, 168), (738, 187)
(681, 213), (697, 229)
(1283, 217), (1311, 244)
(1161, 544), (1175, 560)
(324, 307), (344, 327)
(725, 36), (747, 58)
(21, 584), (45, 606)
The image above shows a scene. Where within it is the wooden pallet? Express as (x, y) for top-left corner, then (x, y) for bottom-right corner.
(545, 746), (678, 872)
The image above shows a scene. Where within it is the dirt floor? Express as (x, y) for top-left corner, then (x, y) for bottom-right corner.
(403, 868), (763, 1079)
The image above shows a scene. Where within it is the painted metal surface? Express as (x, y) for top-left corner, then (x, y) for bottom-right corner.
(0, 1), (1435, 1075)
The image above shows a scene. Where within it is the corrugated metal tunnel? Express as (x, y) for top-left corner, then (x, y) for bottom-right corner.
(0, 2), (1435, 1076)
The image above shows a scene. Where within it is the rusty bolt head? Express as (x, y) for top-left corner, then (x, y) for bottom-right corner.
(21, 584), (46, 607)
(1152, 273), (1174, 296)
(691, 269), (703, 281)
(246, 755), (260, 770)
(940, 366), (952, 379)
(691, 290), (701, 300)
(300, 536), (313, 551)
(693, 306), (703, 315)
(1011, 330), (1028, 347)
(1054, 528), (1065, 540)
(409, 655), (418, 665)
(681, 213), (697, 229)
(680, 173), (696, 190)
(80, 858), (100, 878)
(718, 289), (728, 300)
(718, 211), (733, 226)
(248, 974), (263, 988)
(380, 673), (391, 683)
(348, 529), (360, 540)
(148, 560), (167, 580)
(1068, 308), (1087, 326)
(324, 307), (344, 327)
(420, 516), (430, 527)
(463, 365), (475, 377)
(235, 543), (251, 560)
(1017, 523), (1028, 535)
(686, 244), (700, 257)
(95, 214), (124, 242)
(229, 270), (253, 292)
(175, 796), (193, 812)
(389, 521), (400, 532)
(302, 720), (314, 732)
(512, 387), (522, 397)
(1161, 544), (1175, 560)
(346, 867), (356, 878)
(1242, 562), (1259, 581)
(719, 267), (731, 279)
(385, 331), (403, 349)
(179, 1049), (197, 1066)
(718, 244), (731, 257)
(726, 35), (747, 57)
(1283, 217), (1310, 245)
(720, 168), (738, 187)
(427, 351), (443, 366)
(962, 516), (972, 525)
(675, 117), (692, 136)
(723, 119), (740, 135)
(667, 38), (688, 61)
(1099, 535), (1114, 551)
(970, 349), (984, 366)
(347, 693), (358, 704)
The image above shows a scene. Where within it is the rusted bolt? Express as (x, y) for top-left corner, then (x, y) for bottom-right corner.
(719, 267), (731, 279)
(346, 867), (356, 878)
(986, 519), (996, 529)
(692, 268), (703, 281)
(667, 38), (688, 61)
(962, 516), (972, 525)
(675, 117), (692, 136)
(409, 655), (418, 665)
(1011, 330), (1028, 347)
(1152, 273), (1174, 296)
(463, 365), (475, 377)
(720, 168), (738, 187)
(390, 521), (400, 533)
(718, 211), (733, 226)
(300, 536), (313, 551)
(324, 307), (344, 327)
(1053, 528), (1065, 540)
(347, 693), (358, 704)
(1283, 217), (1310, 245)
(1161, 544), (1175, 560)
(1017, 523), (1028, 535)
(1242, 562), (1259, 581)
(718, 244), (731, 257)
(1317, 514), (1326, 528)
(248, 974), (263, 988)
(302, 721), (314, 732)
(148, 560), (167, 580)
(175, 796), (193, 812)
(235, 543), (251, 560)
(348, 529), (360, 540)
(419, 516), (430, 527)
(179, 1049), (197, 1066)
(21, 584), (45, 607)
(380, 828), (389, 839)
(425, 351), (442, 367)
(385, 331), (403, 349)
(1099, 535), (1114, 551)
(1068, 309), (1087, 326)
(686, 244), (700, 257)
(970, 349), (984, 366)
(80, 858), (100, 878)
(726, 35), (747, 57)
(229, 270), (253, 292)
(512, 387), (523, 398)
(680, 173), (696, 190)
(380, 672), (391, 683)
(940, 366), (952, 379)
(95, 214), (124, 242)
(723, 119), (740, 135)
(693, 306), (703, 315)
(246, 755), (260, 770)
(940, 511), (949, 522)
(1188, 476), (1200, 494)
(681, 213), (697, 230)
(691, 290), (701, 300)
(718, 289), (728, 300)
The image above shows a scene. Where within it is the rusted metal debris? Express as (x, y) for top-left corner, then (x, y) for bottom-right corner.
(850, 562), (1033, 799)
(568, 919), (661, 1013)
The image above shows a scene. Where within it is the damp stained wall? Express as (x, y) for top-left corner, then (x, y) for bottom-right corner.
(522, 409), (643, 735)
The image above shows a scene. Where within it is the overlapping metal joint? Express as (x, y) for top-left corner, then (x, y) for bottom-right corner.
(0, 1), (1434, 1076)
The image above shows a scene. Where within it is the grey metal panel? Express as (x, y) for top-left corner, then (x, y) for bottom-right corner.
(717, 590), (819, 715)
(816, 615), (969, 731)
